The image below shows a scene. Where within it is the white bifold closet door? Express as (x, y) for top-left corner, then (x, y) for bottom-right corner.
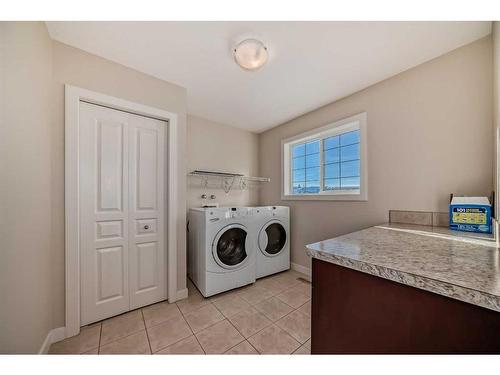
(79, 101), (166, 326)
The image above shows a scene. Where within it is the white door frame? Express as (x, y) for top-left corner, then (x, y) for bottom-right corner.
(65, 85), (178, 337)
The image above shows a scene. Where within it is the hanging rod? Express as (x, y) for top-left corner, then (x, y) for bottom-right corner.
(242, 176), (271, 182)
(189, 170), (244, 178)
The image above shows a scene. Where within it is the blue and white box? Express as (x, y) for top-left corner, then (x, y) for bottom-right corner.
(449, 197), (492, 234)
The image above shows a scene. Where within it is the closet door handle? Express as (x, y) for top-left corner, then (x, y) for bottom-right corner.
(143, 225), (150, 230)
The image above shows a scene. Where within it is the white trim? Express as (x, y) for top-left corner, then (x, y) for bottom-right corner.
(281, 112), (368, 201)
(291, 262), (311, 280)
(38, 331), (52, 354)
(38, 327), (66, 354)
(176, 288), (189, 301)
(64, 85), (179, 338)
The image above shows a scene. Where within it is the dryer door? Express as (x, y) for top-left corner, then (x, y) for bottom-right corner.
(212, 224), (249, 269)
(258, 220), (287, 257)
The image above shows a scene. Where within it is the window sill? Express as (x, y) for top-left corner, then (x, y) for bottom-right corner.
(281, 192), (368, 201)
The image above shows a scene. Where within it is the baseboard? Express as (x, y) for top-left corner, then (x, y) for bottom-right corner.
(291, 262), (311, 280)
(38, 326), (66, 354)
(176, 288), (188, 301)
(39, 331), (53, 354)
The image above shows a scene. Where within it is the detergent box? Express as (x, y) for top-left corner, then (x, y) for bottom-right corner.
(449, 196), (492, 234)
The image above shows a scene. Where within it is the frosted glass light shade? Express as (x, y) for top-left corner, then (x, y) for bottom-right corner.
(233, 39), (268, 71)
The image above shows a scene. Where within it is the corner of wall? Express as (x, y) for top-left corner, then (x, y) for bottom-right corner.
(492, 22), (500, 220)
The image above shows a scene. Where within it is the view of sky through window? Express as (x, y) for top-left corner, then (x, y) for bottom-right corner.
(291, 129), (360, 194)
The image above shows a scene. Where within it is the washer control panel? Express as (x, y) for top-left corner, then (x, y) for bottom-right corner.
(206, 207), (251, 220)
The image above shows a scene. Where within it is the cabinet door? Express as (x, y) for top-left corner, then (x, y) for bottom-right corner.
(127, 113), (166, 309)
(79, 102), (130, 325)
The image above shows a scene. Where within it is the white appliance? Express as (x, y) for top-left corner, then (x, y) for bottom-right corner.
(188, 207), (256, 297)
(251, 206), (290, 279)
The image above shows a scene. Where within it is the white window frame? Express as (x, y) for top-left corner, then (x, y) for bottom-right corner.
(281, 112), (368, 201)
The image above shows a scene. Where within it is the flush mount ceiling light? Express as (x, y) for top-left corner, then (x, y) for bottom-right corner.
(233, 39), (268, 71)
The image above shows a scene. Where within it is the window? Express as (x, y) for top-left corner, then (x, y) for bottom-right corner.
(282, 112), (367, 200)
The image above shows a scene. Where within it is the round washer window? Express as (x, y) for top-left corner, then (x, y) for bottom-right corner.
(264, 223), (286, 255)
(216, 227), (248, 266)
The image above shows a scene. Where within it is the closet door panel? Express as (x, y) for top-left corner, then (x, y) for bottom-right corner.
(136, 242), (159, 291)
(96, 122), (124, 212)
(136, 128), (158, 211)
(79, 102), (130, 325)
(128, 114), (166, 309)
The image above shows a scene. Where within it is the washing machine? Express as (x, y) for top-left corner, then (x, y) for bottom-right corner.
(188, 207), (256, 297)
(251, 206), (290, 279)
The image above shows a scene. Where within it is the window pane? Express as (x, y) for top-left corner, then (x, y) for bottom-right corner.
(340, 160), (360, 177)
(340, 143), (359, 162)
(292, 182), (305, 194)
(324, 178), (340, 190)
(340, 129), (360, 146)
(341, 177), (360, 189)
(292, 156), (305, 170)
(305, 167), (320, 181)
(305, 140), (320, 154)
(305, 153), (320, 168)
(292, 143), (305, 158)
(293, 169), (305, 182)
(324, 147), (340, 163)
(305, 180), (320, 193)
(324, 163), (340, 179)
(324, 136), (339, 150)
(287, 121), (363, 196)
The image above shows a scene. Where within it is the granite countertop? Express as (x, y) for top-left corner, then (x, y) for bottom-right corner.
(305, 223), (500, 312)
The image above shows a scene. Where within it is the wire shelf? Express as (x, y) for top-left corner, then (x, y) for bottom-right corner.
(188, 170), (270, 193)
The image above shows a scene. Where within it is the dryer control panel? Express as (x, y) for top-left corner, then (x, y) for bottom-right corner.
(206, 207), (251, 220)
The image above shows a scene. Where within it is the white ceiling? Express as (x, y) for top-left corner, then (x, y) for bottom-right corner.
(46, 21), (491, 133)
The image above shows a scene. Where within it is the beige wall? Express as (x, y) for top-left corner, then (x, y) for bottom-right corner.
(259, 36), (494, 270)
(0, 22), (54, 353)
(51, 41), (188, 328)
(187, 115), (259, 209)
(1, 24), (189, 351)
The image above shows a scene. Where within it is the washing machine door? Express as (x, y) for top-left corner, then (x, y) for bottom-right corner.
(212, 224), (249, 269)
(258, 220), (287, 257)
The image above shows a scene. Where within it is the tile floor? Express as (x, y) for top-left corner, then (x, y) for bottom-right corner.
(49, 270), (311, 355)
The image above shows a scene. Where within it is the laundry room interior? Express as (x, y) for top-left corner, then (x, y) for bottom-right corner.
(3, 9), (500, 361)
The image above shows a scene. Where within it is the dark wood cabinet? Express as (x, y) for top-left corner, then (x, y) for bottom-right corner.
(311, 258), (500, 354)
